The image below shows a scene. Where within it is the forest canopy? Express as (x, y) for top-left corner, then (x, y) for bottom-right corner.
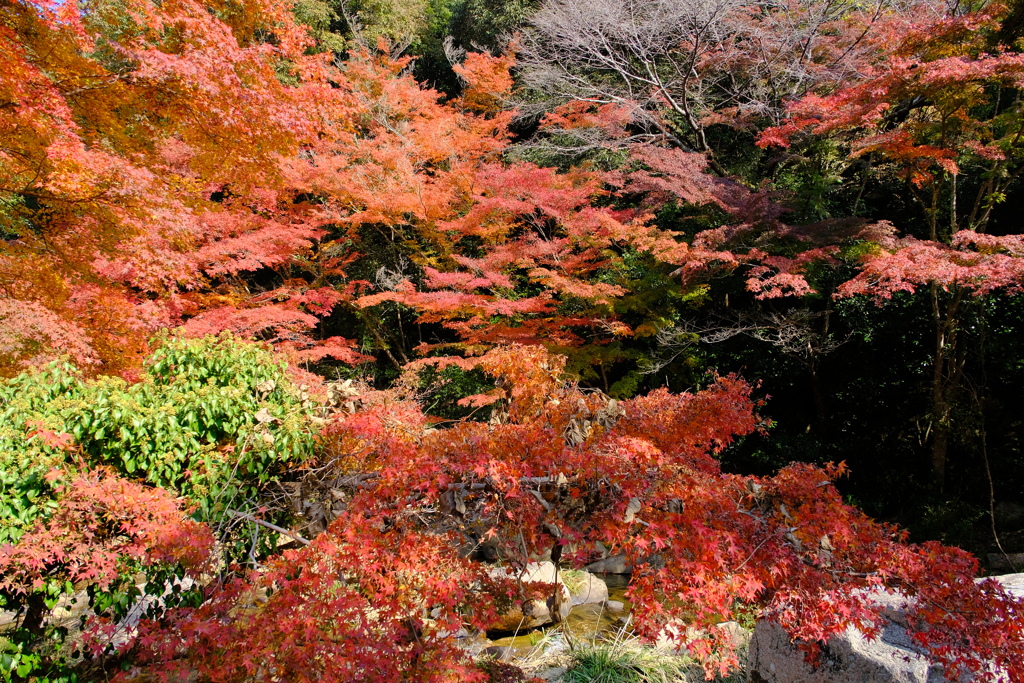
(2, 0), (1024, 680)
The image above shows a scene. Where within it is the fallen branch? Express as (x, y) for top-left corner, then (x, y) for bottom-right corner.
(227, 509), (311, 546)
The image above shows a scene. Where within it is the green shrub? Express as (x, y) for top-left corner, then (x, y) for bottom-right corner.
(563, 637), (698, 683)
(0, 333), (317, 543)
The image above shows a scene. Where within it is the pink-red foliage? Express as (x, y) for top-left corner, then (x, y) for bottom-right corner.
(839, 233), (1024, 299)
(751, 5), (1024, 302)
(127, 519), (498, 683)
(758, 7), (1024, 188)
(0, 469), (212, 596)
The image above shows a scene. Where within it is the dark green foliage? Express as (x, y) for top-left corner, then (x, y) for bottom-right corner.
(699, 289), (1024, 556)
(418, 365), (497, 421)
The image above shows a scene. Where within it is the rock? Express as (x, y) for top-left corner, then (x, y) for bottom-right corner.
(485, 561), (572, 634)
(990, 572), (1024, 598)
(452, 630), (491, 657)
(654, 620), (751, 656)
(606, 600), (625, 612)
(747, 573), (1024, 683)
(748, 619), (931, 683)
(986, 553), (1024, 572)
(569, 571), (609, 606)
(536, 665), (568, 681)
(483, 645), (527, 661)
(586, 554), (631, 574)
(655, 620), (689, 654)
(543, 636), (571, 657)
(584, 552), (663, 574)
(718, 620), (753, 650)
(995, 501), (1024, 530)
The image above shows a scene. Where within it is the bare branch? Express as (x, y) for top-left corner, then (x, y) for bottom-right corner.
(517, 0), (937, 158)
(227, 509), (311, 546)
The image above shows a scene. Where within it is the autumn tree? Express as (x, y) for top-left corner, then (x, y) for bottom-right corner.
(0, 0), (339, 375)
(0, 469), (213, 680)
(517, 0), (933, 164)
(4, 4), (1024, 681)
(5, 0), (657, 379)
(758, 3), (1024, 489)
(109, 345), (1024, 682)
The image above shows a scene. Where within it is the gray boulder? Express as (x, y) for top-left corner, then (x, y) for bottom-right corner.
(584, 552), (664, 574)
(995, 501), (1024, 530)
(986, 553), (1024, 572)
(747, 574), (1023, 683)
(748, 619), (931, 683)
(586, 554), (631, 574)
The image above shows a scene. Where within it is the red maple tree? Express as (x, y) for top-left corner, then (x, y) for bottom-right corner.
(119, 346), (1024, 681)
(0, 468), (213, 638)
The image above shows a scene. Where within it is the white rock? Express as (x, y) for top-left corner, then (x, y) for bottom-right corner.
(569, 571), (609, 606)
(536, 666), (568, 681)
(992, 572), (1024, 599)
(484, 561), (572, 633)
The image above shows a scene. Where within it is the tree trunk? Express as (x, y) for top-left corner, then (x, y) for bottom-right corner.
(930, 287), (967, 493)
(809, 362), (828, 434)
(930, 407), (950, 492)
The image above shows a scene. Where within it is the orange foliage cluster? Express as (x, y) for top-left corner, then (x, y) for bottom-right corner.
(0, 0), (519, 374)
